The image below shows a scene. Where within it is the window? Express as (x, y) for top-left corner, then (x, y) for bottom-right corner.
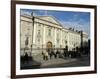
(48, 28), (51, 36)
(65, 40), (67, 44)
(38, 23), (41, 26)
(37, 30), (40, 36)
(57, 39), (59, 44)
(57, 33), (59, 44)
(37, 30), (41, 43)
(38, 38), (40, 42)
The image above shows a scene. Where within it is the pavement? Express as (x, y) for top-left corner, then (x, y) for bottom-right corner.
(41, 58), (77, 68)
(21, 53), (80, 69)
(34, 56), (77, 67)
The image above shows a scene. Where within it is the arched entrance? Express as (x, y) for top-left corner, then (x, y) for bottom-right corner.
(46, 41), (53, 55)
(47, 41), (52, 48)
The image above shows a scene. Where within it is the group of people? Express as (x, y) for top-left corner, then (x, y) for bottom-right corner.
(41, 49), (68, 60)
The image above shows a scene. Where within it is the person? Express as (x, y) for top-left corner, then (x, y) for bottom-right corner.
(42, 51), (48, 60)
(45, 51), (49, 60)
(51, 50), (55, 59)
(48, 49), (52, 59)
(64, 48), (67, 58)
(24, 52), (29, 64)
(60, 49), (64, 58)
(64, 45), (68, 58)
(56, 50), (60, 58)
(54, 49), (57, 58)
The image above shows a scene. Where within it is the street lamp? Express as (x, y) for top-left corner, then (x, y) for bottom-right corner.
(42, 44), (43, 53)
(80, 30), (83, 54)
(30, 44), (32, 56)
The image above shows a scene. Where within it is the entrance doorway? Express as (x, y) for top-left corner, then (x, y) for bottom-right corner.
(47, 41), (52, 48)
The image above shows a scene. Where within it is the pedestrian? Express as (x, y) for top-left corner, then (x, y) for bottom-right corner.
(48, 49), (52, 59)
(24, 52), (29, 64)
(42, 51), (48, 60)
(54, 49), (57, 58)
(45, 51), (49, 60)
(56, 50), (60, 58)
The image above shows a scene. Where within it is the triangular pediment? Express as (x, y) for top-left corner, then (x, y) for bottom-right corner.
(37, 16), (62, 26)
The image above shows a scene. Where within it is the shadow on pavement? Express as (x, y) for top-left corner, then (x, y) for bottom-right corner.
(20, 56), (41, 69)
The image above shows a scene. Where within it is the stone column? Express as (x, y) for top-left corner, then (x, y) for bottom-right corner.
(60, 29), (62, 48)
(33, 23), (36, 48)
(43, 25), (46, 48)
(54, 28), (56, 48)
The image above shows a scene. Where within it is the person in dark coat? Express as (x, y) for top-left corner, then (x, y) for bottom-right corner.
(56, 50), (60, 58)
(24, 52), (29, 64)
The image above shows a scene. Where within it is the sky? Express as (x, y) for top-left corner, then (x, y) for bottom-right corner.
(20, 9), (90, 37)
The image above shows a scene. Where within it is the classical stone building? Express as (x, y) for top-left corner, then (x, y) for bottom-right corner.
(20, 14), (88, 55)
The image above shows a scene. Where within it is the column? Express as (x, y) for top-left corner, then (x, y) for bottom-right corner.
(60, 29), (62, 48)
(33, 23), (36, 48)
(54, 28), (56, 48)
(43, 25), (46, 48)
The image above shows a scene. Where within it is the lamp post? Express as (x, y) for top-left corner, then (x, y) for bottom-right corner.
(81, 31), (83, 53)
(42, 44), (43, 53)
(24, 36), (29, 58)
(31, 16), (34, 55)
(30, 44), (32, 56)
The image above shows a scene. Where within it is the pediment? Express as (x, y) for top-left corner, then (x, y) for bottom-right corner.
(38, 16), (62, 26)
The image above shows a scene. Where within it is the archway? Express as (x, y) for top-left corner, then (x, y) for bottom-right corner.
(47, 41), (52, 48)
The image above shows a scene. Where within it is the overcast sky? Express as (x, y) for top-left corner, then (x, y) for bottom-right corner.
(20, 9), (90, 37)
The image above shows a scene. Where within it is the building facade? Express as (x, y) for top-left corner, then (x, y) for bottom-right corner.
(20, 15), (88, 55)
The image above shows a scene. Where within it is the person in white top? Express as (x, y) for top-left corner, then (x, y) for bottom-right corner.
(42, 50), (49, 60)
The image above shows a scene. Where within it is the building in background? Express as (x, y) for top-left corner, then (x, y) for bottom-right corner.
(20, 14), (88, 56)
